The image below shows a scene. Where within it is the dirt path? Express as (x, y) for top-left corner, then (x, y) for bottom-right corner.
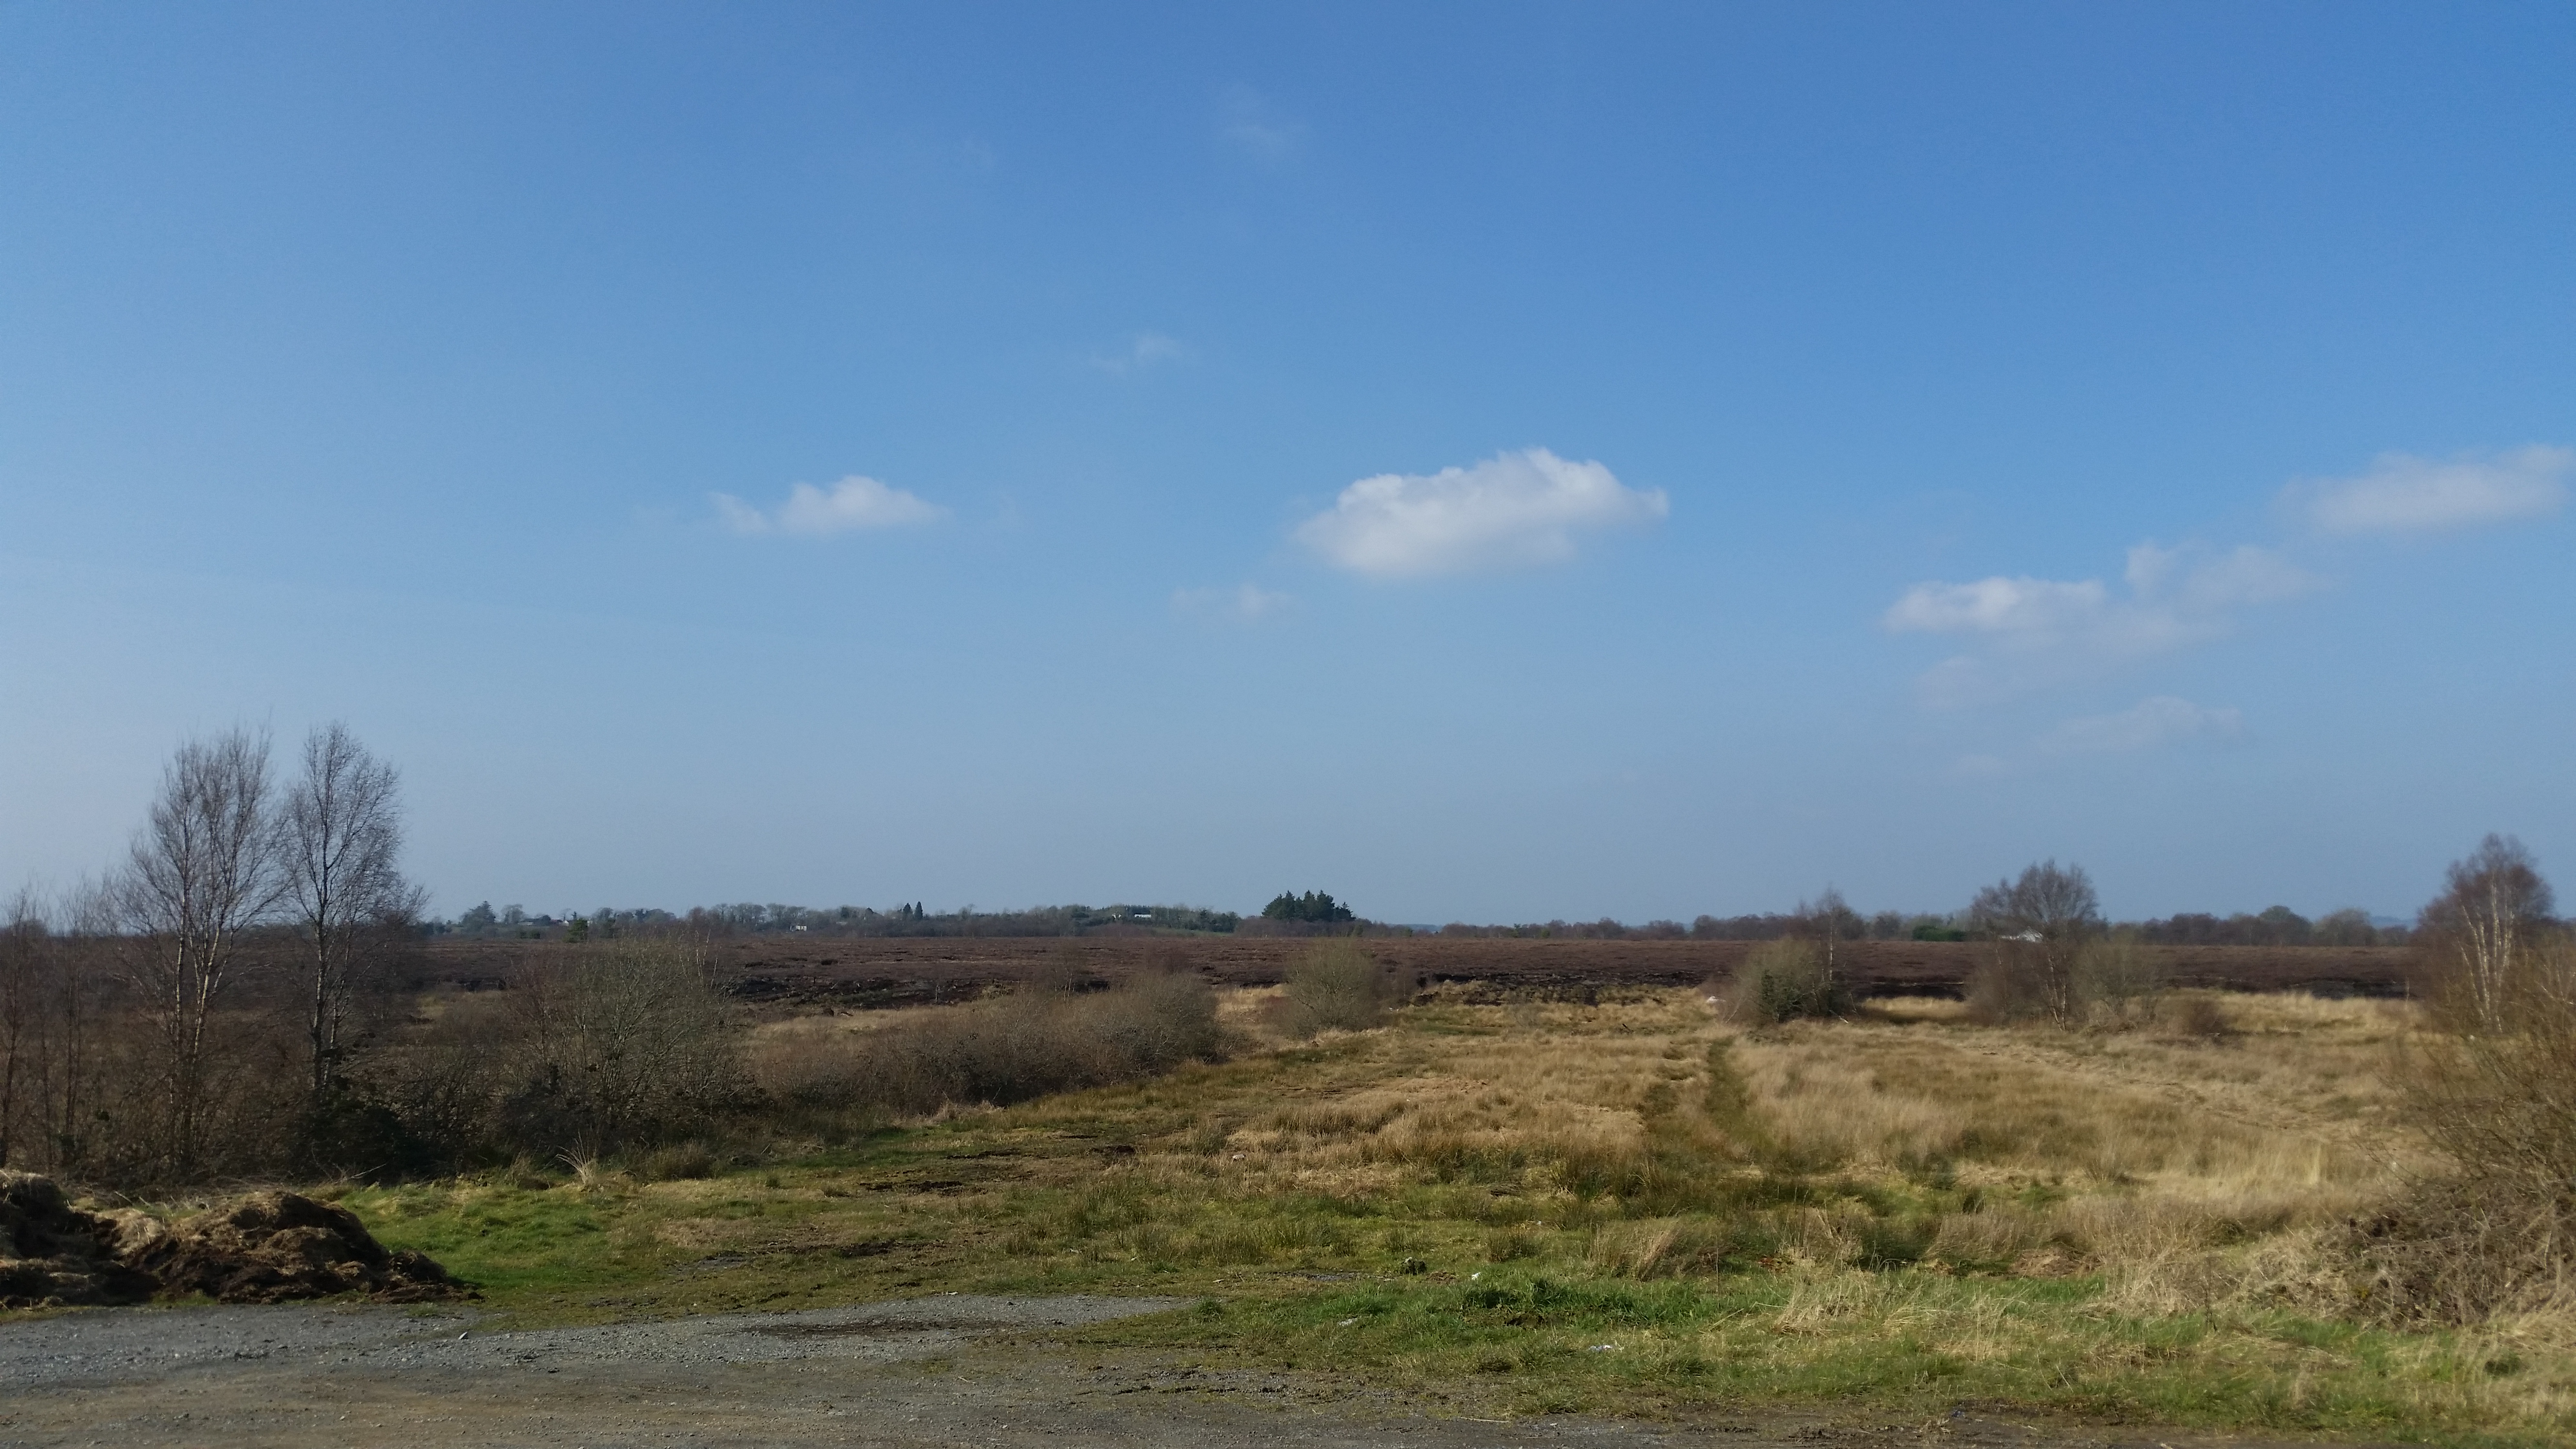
(0, 1297), (2384, 1449)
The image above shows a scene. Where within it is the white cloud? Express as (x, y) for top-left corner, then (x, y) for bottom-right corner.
(1882, 576), (2108, 637)
(1173, 582), (1293, 623)
(1885, 541), (2316, 704)
(1090, 332), (1189, 376)
(1219, 85), (1304, 161)
(713, 476), (945, 536)
(2040, 696), (2244, 755)
(1295, 449), (1668, 579)
(2287, 446), (2571, 535)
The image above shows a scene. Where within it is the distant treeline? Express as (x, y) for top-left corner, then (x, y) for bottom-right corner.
(425, 901), (1245, 941)
(1435, 911), (1938, 942)
(421, 898), (2413, 947)
(1439, 904), (2408, 947)
(2128, 906), (2403, 948)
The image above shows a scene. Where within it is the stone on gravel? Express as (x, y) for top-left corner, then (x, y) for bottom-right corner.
(0, 1171), (155, 1309)
(123, 1191), (460, 1305)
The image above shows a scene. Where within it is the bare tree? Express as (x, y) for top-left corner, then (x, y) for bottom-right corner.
(0, 890), (41, 1167)
(5, 884), (117, 1177)
(1966, 859), (2102, 1025)
(281, 723), (422, 1106)
(2419, 834), (2557, 1033)
(116, 728), (286, 1176)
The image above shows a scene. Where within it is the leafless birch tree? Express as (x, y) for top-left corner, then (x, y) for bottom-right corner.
(2419, 834), (2556, 1033)
(116, 728), (285, 1176)
(281, 723), (420, 1104)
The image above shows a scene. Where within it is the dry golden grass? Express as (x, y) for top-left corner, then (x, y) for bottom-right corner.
(1727, 991), (2429, 1300)
(348, 982), (2576, 1440)
(1073, 986), (2445, 1321)
(748, 986), (2428, 1276)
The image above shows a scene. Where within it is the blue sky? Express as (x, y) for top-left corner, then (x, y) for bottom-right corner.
(3, 2), (2570, 924)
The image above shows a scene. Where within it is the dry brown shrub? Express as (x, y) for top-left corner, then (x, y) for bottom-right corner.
(2166, 992), (2235, 1042)
(1964, 948), (2050, 1025)
(2353, 943), (2576, 1325)
(491, 940), (752, 1157)
(2075, 933), (2165, 1025)
(1715, 939), (1847, 1027)
(2338, 1174), (2576, 1326)
(1277, 939), (1415, 1038)
(756, 968), (1223, 1118)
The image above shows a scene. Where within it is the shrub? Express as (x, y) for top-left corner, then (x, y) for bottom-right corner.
(765, 968), (1225, 1118)
(1721, 938), (1844, 1026)
(2340, 843), (2575, 1325)
(489, 940), (753, 1158)
(1279, 938), (1413, 1038)
(2074, 932), (2164, 1025)
(2357, 932), (2576, 1323)
(1718, 939), (1847, 1026)
(2166, 993), (2234, 1042)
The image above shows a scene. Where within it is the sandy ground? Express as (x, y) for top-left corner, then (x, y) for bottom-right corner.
(0, 1296), (2390, 1449)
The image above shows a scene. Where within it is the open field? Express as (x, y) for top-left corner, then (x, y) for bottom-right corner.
(419, 936), (2419, 1008)
(198, 983), (2567, 1444)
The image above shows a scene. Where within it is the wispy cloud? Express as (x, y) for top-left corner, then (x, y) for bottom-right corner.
(2286, 446), (2570, 535)
(1090, 332), (1189, 376)
(1172, 582), (1293, 624)
(1295, 448), (1667, 579)
(1219, 85), (1304, 161)
(713, 476), (946, 536)
(1886, 541), (2316, 705)
(2040, 696), (2244, 755)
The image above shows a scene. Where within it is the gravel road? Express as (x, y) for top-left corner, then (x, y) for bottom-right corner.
(0, 1297), (2383, 1449)
(0, 1293), (1169, 1391)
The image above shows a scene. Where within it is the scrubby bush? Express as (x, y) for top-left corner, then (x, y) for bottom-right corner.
(2073, 932), (2164, 1025)
(2341, 839), (2576, 1325)
(490, 940), (753, 1157)
(347, 939), (751, 1167)
(2361, 936), (2576, 1321)
(1279, 938), (1414, 1037)
(2163, 992), (2234, 1042)
(1717, 939), (1847, 1026)
(762, 968), (1225, 1119)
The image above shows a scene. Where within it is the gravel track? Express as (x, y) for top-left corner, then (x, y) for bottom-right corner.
(0, 1297), (2388, 1449)
(0, 1294), (1170, 1392)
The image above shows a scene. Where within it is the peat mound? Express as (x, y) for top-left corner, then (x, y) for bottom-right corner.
(3, 1175), (461, 1309)
(119, 1191), (461, 1305)
(0, 1171), (155, 1309)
